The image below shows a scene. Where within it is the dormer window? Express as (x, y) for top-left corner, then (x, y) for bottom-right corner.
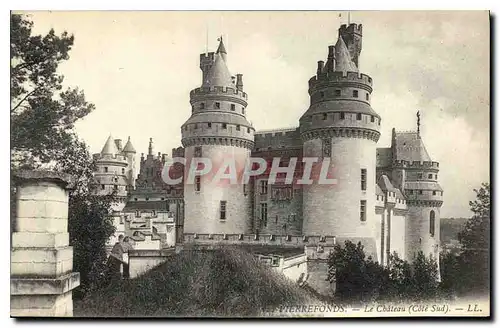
(353, 90), (359, 98)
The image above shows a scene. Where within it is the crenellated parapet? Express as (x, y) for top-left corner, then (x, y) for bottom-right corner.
(190, 86), (248, 102)
(93, 153), (128, 166)
(392, 160), (440, 170)
(308, 71), (373, 93)
(183, 233), (337, 246)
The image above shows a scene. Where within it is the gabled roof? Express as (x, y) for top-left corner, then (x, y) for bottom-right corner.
(202, 53), (233, 88)
(393, 131), (432, 162)
(335, 35), (358, 73)
(100, 135), (119, 155)
(122, 136), (136, 153)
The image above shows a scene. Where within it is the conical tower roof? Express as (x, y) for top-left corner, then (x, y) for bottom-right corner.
(122, 136), (136, 153)
(203, 53), (233, 88)
(216, 36), (227, 55)
(100, 135), (119, 155)
(334, 36), (358, 73)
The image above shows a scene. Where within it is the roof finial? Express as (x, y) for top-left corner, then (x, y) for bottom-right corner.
(216, 35), (227, 62)
(148, 137), (153, 155)
(417, 111), (421, 138)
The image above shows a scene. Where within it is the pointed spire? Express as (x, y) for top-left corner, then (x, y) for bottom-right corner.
(334, 35), (358, 73)
(417, 111), (421, 138)
(148, 137), (153, 156)
(101, 135), (119, 155)
(122, 136), (136, 153)
(216, 35), (227, 62)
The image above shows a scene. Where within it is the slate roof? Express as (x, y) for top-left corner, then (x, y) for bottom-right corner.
(335, 35), (358, 73)
(405, 181), (443, 192)
(100, 135), (118, 155)
(394, 131), (432, 162)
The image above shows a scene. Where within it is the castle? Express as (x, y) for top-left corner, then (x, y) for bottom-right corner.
(92, 22), (443, 290)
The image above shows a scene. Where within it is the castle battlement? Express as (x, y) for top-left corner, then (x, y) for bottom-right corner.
(308, 71), (373, 90)
(183, 233), (337, 246)
(393, 160), (440, 169)
(94, 153), (128, 164)
(339, 23), (363, 35)
(190, 86), (248, 100)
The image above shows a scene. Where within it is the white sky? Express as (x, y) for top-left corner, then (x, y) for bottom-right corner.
(22, 10), (490, 218)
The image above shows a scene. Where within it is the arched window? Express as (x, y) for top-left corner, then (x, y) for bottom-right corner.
(429, 210), (436, 237)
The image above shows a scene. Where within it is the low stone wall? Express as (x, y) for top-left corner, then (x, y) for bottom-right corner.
(128, 249), (175, 279)
(183, 233), (336, 247)
(11, 170), (80, 317)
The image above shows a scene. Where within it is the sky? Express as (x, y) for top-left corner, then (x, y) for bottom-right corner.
(22, 10), (490, 218)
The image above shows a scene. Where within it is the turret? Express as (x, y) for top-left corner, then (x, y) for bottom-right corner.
(92, 135), (129, 211)
(339, 23), (363, 68)
(181, 37), (254, 236)
(122, 136), (137, 189)
(299, 22), (380, 261)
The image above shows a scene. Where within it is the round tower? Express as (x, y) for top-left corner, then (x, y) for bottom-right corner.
(300, 24), (381, 247)
(122, 136), (137, 189)
(181, 37), (255, 235)
(93, 135), (129, 212)
(401, 159), (443, 262)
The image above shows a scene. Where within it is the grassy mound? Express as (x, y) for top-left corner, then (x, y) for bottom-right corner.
(75, 247), (317, 317)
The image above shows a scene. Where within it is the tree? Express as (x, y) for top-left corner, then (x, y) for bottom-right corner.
(327, 242), (440, 303)
(10, 13), (115, 297)
(457, 183), (490, 295)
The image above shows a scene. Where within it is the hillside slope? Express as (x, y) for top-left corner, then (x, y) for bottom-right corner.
(75, 247), (318, 317)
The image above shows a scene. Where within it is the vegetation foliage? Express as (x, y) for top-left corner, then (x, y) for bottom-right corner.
(10, 13), (115, 297)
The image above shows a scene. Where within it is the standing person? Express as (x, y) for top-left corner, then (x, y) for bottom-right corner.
(121, 236), (134, 279)
(106, 234), (126, 282)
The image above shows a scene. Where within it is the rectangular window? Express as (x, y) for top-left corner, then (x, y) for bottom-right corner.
(361, 169), (367, 191)
(215, 102), (220, 109)
(428, 173), (433, 179)
(195, 175), (201, 192)
(340, 112), (345, 120)
(104, 167), (108, 173)
(231, 104), (235, 111)
(208, 122), (212, 128)
(370, 115), (375, 122)
(322, 113), (327, 120)
(353, 90), (359, 98)
(260, 180), (268, 195)
(243, 183), (248, 195)
(418, 173), (423, 179)
(236, 125), (241, 131)
(200, 103), (205, 109)
(357, 113), (362, 120)
(419, 190), (423, 195)
(122, 168), (125, 174)
(335, 89), (341, 97)
(101, 184), (105, 190)
(114, 185), (118, 190)
(366, 93), (369, 101)
(360, 200), (366, 222)
(247, 127), (250, 133)
(242, 107), (245, 115)
(261, 203), (268, 227)
(222, 123), (227, 129)
(194, 146), (202, 157)
(433, 191), (437, 195)
(194, 123), (198, 129)
(220, 201), (227, 220)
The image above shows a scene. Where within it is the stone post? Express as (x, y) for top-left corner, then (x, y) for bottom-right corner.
(11, 170), (80, 317)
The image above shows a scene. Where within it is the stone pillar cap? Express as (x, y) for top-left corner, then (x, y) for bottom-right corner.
(13, 170), (73, 189)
